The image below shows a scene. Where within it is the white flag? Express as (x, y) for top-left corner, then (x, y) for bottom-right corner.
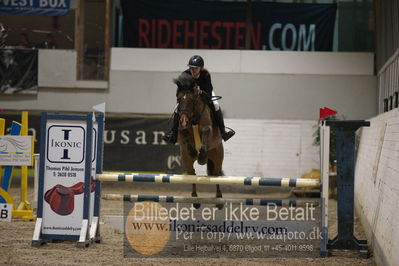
(92, 102), (106, 113)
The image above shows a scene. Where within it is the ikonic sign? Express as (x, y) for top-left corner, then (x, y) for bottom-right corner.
(36, 115), (99, 242)
(41, 121), (88, 238)
(0, 136), (33, 166)
(46, 126), (85, 164)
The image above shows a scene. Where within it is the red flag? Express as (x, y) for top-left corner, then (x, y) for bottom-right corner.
(319, 107), (337, 119)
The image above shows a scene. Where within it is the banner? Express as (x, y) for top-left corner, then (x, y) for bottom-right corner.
(0, 0), (70, 16)
(121, 0), (337, 51)
(0, 136), (33, 166)
(0, 113), (183, 173)
(0, 49), (38, 94)
(103, 116), (183, 173)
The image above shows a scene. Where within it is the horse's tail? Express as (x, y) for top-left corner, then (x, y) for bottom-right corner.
(207, 159), (224, 176)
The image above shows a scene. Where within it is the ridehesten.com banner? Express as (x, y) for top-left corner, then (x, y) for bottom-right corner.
(121, 0), (336, 51)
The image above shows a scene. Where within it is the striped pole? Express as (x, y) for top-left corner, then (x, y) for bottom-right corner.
(95, 173), (320, 188)
(102, 193), (320, 207)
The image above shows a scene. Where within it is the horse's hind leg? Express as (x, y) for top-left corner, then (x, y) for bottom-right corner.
(215, 184), (223, 210)
(187, 174), (200, 209)
(192, 184), (200, 209)
(182, 158), (201, 209)
(216, 184), (222, 198)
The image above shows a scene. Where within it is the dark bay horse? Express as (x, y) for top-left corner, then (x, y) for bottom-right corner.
(173, 72), (224, 209)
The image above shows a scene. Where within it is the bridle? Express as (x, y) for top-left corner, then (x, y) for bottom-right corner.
(177, 90), (206, 126)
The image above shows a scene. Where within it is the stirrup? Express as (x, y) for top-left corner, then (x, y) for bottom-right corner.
(163, 131), (177, 144)
(222, 127), (235, 141)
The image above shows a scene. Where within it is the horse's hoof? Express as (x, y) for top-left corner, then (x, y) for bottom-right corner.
(193, 203), (201, 209)
(191, 192), (200, 209)
(197, 158), (207, 165)
(215, 193), (223, 209)
(198, 150), (207, 165)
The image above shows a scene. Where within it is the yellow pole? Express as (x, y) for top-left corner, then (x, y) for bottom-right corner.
(14, 111), (35, 220)
(20, 112), (29, 205)
(13, 111), (35, 222)
(0, 118), (4, 135)
(0, 118), (4, 177)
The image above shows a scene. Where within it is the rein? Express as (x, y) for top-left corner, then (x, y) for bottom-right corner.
(178, 91), (207, 125)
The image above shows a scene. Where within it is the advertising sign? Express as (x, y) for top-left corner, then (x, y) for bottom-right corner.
(41, 120), (88, 238)
(1, 113), (181, 173)
(32, 113), (97, 245)
(121, 0), (337, 51)
(0, 0), (70, 16)
(0, 135), (33, 166)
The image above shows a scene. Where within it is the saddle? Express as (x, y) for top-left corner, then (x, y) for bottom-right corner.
(44, 182), (95, 216)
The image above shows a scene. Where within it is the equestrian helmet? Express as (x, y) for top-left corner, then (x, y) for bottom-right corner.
(188, 55), (204, 68)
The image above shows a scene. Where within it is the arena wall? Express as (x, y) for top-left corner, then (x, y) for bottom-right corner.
(0, 48), (376, 120)
(355, 108), (399, 266)
(202, 118), (319, 178)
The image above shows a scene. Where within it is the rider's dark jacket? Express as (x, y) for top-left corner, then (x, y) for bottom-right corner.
(183, 68), (213, 101)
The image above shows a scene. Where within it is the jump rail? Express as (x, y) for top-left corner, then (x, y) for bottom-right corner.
(102, 193), (320, 207)
(94, 173), (320, 188)
(33, 112), (370, 257)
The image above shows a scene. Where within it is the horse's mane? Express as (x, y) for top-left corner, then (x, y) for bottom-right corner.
(173, 72), (197, 95)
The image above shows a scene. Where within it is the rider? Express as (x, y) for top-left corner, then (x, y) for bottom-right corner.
(163, 55), (235, 144)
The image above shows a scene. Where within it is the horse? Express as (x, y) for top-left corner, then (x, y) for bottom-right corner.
(173, 72), (224, 209)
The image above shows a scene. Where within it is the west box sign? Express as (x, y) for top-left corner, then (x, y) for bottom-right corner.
(0, 0), (70, 16)
(121, 0), (337, 51)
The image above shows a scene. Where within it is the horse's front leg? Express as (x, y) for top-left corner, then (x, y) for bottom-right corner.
(198, 125), (211, 165)
(180, 128), (197, 158)
(180, 150), (200, 209)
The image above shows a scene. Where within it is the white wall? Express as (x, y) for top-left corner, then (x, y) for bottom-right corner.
(38, 49), (108, 89)
(194, 118), (319, 178)
(0, 48), (376, 120)
(111, 48), (374, 75)
(354, 108), (399, 266)
(108, 48), (376, 119)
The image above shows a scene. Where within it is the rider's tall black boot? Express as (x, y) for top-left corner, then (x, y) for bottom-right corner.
(163, 114), (179, 144)
(214, 109), (235, 141)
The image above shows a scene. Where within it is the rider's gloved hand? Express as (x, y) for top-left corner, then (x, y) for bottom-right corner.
(199, 90), (211, 101)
